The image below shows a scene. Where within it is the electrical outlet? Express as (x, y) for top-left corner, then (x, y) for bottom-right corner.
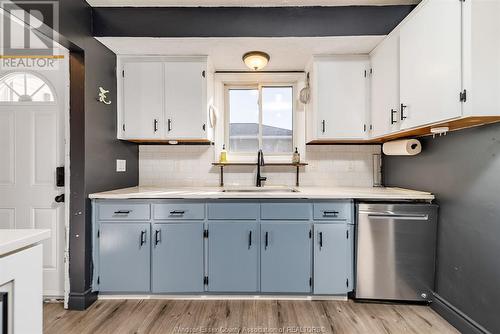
(116, 159), (126, 172)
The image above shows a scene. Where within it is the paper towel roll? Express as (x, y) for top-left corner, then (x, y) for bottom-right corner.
(383, 139), (422, 156)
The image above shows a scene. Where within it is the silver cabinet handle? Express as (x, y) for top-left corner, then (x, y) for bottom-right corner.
(319, 231), (323, 249)
(167, 118), (172, 132)
(153, 119), (158, 132)
(321, 120), (326, 133)
(169, 210), (185, 215)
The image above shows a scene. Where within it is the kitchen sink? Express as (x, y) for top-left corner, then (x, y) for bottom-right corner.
(222, 186), (299, 193)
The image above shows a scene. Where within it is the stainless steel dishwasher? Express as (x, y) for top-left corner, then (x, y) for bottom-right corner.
(355, 203), (438, 302)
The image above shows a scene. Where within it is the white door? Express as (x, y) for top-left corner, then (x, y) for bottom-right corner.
(315, 58), (369, 140)
(370, 33), (401, 138)
(399, 0), (462, 130)
(122, 62), (164, 140)
(0, 54), (69, 297)
(165, 60), (206, 139)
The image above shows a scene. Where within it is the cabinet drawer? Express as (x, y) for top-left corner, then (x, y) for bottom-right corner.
(208, 202), (259, 220)
(153, 203), (205, 220)
(313, 202), (352, 221)
(98, 203), (150, 221)
(261, 202), (311, 220)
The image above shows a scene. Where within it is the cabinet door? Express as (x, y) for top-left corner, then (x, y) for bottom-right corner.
(261, 223), (312, 293)
(99, 223), (150, 292)
(152, 223), (204, 293)
(122, 62), (164, 139)
(165, 60), (206, 139)
(313, 223), (349, 294)
(207, 222), (259, 292)
(370, 34), (400, 138)
(399, 0), (462, 129)
(315, 58), (369, 139)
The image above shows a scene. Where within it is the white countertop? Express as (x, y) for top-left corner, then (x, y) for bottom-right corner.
(89, 186), (434, 200)
(0, 229), (51, 256)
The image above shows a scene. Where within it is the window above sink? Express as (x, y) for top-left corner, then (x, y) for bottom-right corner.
(226, 85), (293, 155)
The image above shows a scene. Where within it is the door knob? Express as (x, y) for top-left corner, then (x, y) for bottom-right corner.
(55, 194), (65, 203)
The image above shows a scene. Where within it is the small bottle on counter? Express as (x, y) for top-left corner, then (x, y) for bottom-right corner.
(292, 147), (300, 164)
(220, 144), (227, 163)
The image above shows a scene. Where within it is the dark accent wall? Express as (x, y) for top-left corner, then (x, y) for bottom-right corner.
(92, 6), (415, 37)
(384, 123), (500, 334)
(56, 0), (139, 309)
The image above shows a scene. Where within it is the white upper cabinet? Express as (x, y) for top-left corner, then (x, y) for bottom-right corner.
(309, 56), (370, 141)
(370, 33), (400, 138)
(165, 60), (207, 140)
(118, 56), (213, 142)
(399, 0), (462, 130)
(122, 62), (164, 139)
(462, 0), (500, 117)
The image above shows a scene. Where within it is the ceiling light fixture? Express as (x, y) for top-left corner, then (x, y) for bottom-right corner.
(242, 51), (270, 71)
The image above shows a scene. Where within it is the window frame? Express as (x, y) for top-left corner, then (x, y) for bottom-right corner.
(224, 82), (295, 157)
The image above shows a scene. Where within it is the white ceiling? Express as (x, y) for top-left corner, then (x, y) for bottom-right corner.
(97, 36), (385, 71)
(87, 0), (419, 7)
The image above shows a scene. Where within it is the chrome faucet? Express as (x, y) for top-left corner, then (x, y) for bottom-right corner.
(256, 149), (267, 187)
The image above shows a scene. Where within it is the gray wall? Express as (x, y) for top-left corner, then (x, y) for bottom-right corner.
(56, 0), (139, 309)
(384, 123), (500, 334)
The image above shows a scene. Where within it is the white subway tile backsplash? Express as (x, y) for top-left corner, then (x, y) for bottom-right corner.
(139, 145), (381, 187)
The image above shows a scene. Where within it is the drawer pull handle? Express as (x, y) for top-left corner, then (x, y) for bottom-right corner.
(319, 232), (323, 249)
(264, 232), (269, 250)
(248, 231), (252, 249)
(114, 210), (131, 215)
(322, 210), (339, 217)
(154, 229), (161, 246)
(169, 210), (185, 215)
(140, 230), (147, 247)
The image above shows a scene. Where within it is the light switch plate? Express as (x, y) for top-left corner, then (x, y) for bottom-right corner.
(116, 159), (126, 172)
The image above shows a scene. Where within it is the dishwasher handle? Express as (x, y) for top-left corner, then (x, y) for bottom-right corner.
(365, 213), (429, 221)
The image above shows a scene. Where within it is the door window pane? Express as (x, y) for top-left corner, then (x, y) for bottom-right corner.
(262, 86), (293, 153)
(228, 89), (259, 152)
(0, 72), (55, 102)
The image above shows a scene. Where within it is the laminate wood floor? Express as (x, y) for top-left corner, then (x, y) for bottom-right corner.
(43, 299), (459, 334)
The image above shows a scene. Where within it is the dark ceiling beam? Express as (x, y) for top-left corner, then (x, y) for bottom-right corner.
(92, 6), (415, 37)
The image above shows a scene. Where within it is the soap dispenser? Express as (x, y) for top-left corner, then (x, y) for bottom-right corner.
(292, 147), (300, 164)
(220, 144), (227, 163)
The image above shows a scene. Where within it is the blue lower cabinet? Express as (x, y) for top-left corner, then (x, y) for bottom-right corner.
(207, 222), (259, 292)
(152, 223), (204, 293)
(313, 223), (349, 294)
(99, 223), (151, 292)
(261, 222), (312, 293)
